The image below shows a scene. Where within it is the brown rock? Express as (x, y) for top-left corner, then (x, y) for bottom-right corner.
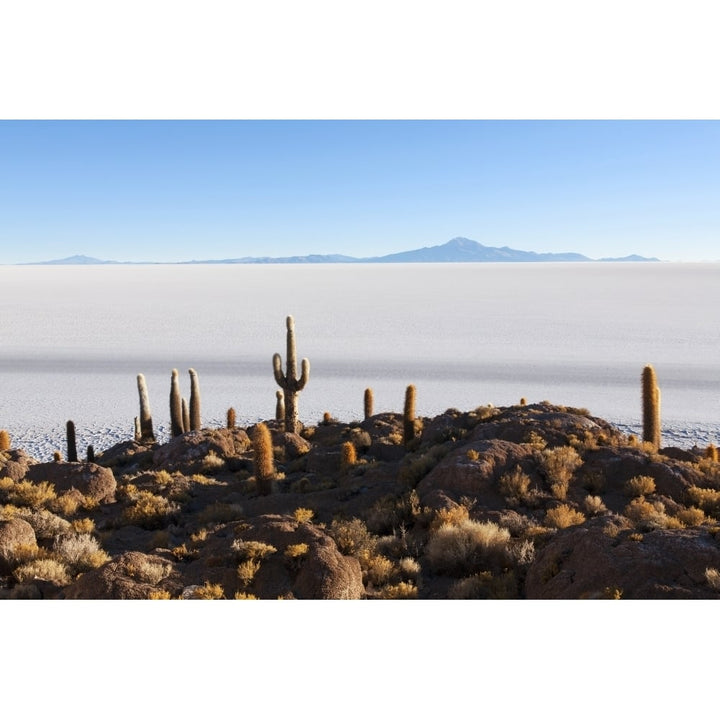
(26, 462), (117, 503)
(0, 449), (38, 481)
(0, 518), (37, 574)
(152, 428), (251, 472)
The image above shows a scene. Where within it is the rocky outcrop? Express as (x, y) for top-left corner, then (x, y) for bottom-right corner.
(26, 461), (117, 503)
(0, 518), (37, 575)
(0, 449), (37, 481)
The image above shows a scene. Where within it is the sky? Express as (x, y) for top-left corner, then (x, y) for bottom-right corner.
(1, 119), (719, 263)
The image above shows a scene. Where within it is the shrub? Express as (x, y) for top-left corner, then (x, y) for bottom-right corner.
(234, 591), (258, 599)
(583, 495), (607, 516)
(425, 519), (511, 576)
(378, 581), (418, 599)
(202, 451), (226, 473)
(54, 534), (109, 571)
(329, 518), (376, 557)
(358, 549), (395, 587)
(545, 504), (586, 529)
(71, 518), (95, 534)
(14, 558), (71, 585)
(676, 507), (706, 526)
(9, 481), (57, 509)
(447, 571), (518, 599)
(122, 491), (178, 529)
(429, 505), (470, 533)
(686, 486), (720, 513)
(293, 507), (314, 523)
(14, 507), (71, 540)
(540, 446), (583, 499)
(148, 589), (173, 599)
(232, 540), (277, 561)
(192, 582), (225, 599)
(237, 559), (260, 586)
(125, 557), (171, 585)
(705, 567), (720, 591)
(625, 475), (656, 497)
(284, 543), (309, 559)
(624, 497), (672, 530)
(498, 466), (532, 505)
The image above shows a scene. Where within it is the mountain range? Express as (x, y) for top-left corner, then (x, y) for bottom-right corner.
(25, 237), (660, 265)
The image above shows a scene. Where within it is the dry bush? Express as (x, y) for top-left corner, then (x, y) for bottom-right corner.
(50, 492), (81, 516)
(126, 557), (172, 585)
(466, 449), (480, 461)
(9, 481), (57, 509)
(192, 582), (225, 599)
(625, 475), (656, 497)
(378, 581), (418, 599)
(498, 466), (532, 505)
(190, 473), (221, 485)
(14, 558), (71, 586)
(293, 507), (314, 523)
(153, 470), (174, 486)
(545, 504), (586, 529)
(54, 534), (109, 571)
(70, 518), (95, 534)
(357, 549), (395, 587)
(676, 507), (706, 527)
(284, 543), (309, 559)
(425, 519), (512, 576)
(148, 589), (173, 599)
(396, 556), (421, 582)
(448, 571), (517, 599)
(525, 431), (547, 450)
(202, 452), (226, 473)
(583, 495), (607, 516)
(232, 540), (277, 561)
(122, 491), (178, 529)
(540, 446), (583, 483)
(329, 518), (377, 557)
(429, 505), (470, 533)
(365, 491), (423, 534)
(234, 591), (258, 599)
(705, 568), (720, 591)
(686, 486), (720, 513)
(511, 539), (536, 566)
(624, 497), (673, 530)
(14, 507), (71, 540)
(237, 559), (260, 586)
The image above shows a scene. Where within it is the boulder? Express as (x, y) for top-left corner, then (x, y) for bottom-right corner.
(0, 518), (37, 575)
(152, 428), (251, 472)
(0, 449), (37, 482)
(26, 462), (117, 503)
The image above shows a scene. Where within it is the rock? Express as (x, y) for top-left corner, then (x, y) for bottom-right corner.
(26, 461), (117, 503)
(0, 518), (37, 574)
(0, 449), (38, 481)
(525, 516), (720, 599)
(152, 428), (251, 472)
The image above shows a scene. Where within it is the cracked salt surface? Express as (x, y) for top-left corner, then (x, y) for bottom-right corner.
(1, 263), (718, 460)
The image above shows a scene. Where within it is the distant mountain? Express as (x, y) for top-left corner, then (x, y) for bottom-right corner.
(25, 239), (660, 265)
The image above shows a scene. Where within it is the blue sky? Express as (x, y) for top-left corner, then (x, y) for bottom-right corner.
(1, 119), (719, 263)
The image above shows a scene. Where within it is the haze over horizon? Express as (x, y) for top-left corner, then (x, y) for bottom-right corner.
(1, 120), (719, 264)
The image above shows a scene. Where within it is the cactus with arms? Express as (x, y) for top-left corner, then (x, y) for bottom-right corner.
(272, 315), (310, 434)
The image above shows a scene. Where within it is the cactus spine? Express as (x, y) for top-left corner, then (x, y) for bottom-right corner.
(403, 384), (416, 447)
(66, 420), (78, 462)
(136, 373), (155, 442)
(642, 365), (661, 450)
(252, 422), (274, 495)
(227, 407), (236, 429)
(189, 368), (201, 432)
(364, 388), (374, 419)
(169, 369), (183, 437)
(272, 315), (310, 435)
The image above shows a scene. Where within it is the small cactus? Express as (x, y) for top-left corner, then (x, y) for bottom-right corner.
(641, 365), (661, 450)
(227, 407), (236, 429)
(86, 445), (95, 462)
(66, 420), (78, 463)
(169, 369), (183, 437)
(272, 315), (310, 435)
(341, 441), (357, 471)
(706, 444), (719, 462)
(189, 368), (201, 432)
(181, 398), (190, 434)
(53, 450), (62, 462)
(0, 429), (10, 452)
(275, 390), (285, 425)
(253, 422), (275, 495)
(403, 384), (416, 447)
(137, 373), (155, 442)
(364, 388), (374, 419)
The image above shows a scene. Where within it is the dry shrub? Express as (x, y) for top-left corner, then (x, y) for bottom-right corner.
(148, 589), (173, 599)
(583, 495), (607, 516)
(50, 492), (81, 516)
(14, 507), (71, 540)
(378, 581), (418, 599)
(676, 507), (706, 527)
(192, 582), (225, 599)
(624, 497), (672, 530)
(425, 519), (511, 576)
(122, 491), (178, 529)
(525, 431), (547, 450)
(625, 475), (656, 497)
(705, 567), (720, 591)
(14, 558), (71, 585)
(540, 446), (583, 487)
(71, 518), (95, 534)
(396, 556), (421, 582)
(329, 518), (376, 557)
(9, 542), (44, 565)
(545, 504), (586, 529)
(9, 481), (57, 509)
(54, 534), (109, 571)
(232, 540), (277, 561)
(202, 452), (225, 473)
(358, 549), (395, 587)
(234, 591), (258, 599)
(284, 543), (309, 559)
(448, 571), (517, 599)
(466, 449), (480, 461)
(429, 505), (470, 533)
(126, 557), (172, 585)
(153, 470), (174, 486)
(293, 507), (314, 523)
(686, 486), (720, 513)
(237, 559), (260, 586)
(498, 466), (532, 505)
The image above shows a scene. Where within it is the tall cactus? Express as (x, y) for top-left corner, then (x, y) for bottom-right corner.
(66, 420), (78, 462)
(403, 384), (416, 447)
(364, 387), (374, 419)
(272, 315), (310, 435)
(227, 407), (236, 429)
(169, 369), (184, 437)
(189, 368), (201, 431)
(136, 374), (155, 442)
(642, 364), (661, 449)
(181, 398), (190, 434)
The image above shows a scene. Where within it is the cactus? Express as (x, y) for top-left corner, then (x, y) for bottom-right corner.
(136, 373), (155, 442)
(133, 417), (141, 442)
(275, 390), (285, 425)
(53, 450), (62, 462)
(86, 445), (95, 462)
(0, 429), (10, 452)
(642, 365), (661, 449)
(706, 444), (719, 462)
(272, 315), (310, 435)
(341, 441), (357, 471)
(364, 388), (374, 419)
(403, 384), (417, 447)
(252, 422), (274, 495)
(66, 420), (78, 462)
(169, 369), (183, 437)
(189, 368), (201, 432)
(182, 398), (190, 434)
(227, 407), (236, 429)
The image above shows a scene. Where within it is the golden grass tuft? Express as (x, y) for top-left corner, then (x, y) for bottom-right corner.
(14, 558), (71, 585)
(583, 495), (607, 516)
(676, 507), (706, 527)
(625, 475), (656, 497)
(237, 559), (260, 586)
(686, 486), (720, 513)
(544, 504), (586, 529)
(9, 480), (57, 509)
(234, 591), (258, 599)
(148, 589), (173, 599)
(378, 581), (418, 599)
(540, 446), (583, 500)
(705, 567), (720, 591)
(498, 466), (532, 505)
(284, 543), (309, 559)
(126, 557), (171, 585)
(192, 582), (225, 599)
(122, 491), (178, 529)
(293, 507), (314, 523)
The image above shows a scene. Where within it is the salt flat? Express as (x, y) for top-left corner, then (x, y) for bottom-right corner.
(1, 262), (718, 458)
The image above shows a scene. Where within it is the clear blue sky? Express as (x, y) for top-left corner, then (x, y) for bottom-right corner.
(1, 120), (719, 263)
